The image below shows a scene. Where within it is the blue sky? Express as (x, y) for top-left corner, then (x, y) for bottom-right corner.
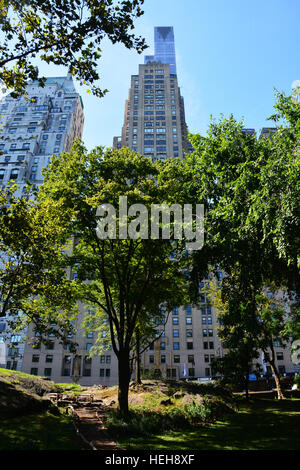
(36, 0), (300, 150)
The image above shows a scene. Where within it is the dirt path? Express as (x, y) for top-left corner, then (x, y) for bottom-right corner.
(71, 404), (124, 451)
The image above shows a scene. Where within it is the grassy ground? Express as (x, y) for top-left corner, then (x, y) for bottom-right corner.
(0, 411), (84, 450)
(1, 370), (299, 451)
(0, 368), (84, 450)
(117, 397), (300, 451)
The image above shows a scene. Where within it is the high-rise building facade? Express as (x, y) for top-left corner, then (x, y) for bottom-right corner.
(0, 74), (84, 197)
(0, 74), (84, 371)
(114, 27), (191, 160)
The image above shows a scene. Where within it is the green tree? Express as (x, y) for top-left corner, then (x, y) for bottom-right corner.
(207, 280), (260, 399)
(0, 0), (146, 97)
(39, 142), (191, 416)
(0, 184), (78, 345)
(187, 94), (300, 399)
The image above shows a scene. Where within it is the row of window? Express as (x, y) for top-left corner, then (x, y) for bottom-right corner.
(30, 367), (111, 378)
(132, 89), (174, 96)
(172, 305), (212, 315)
(172, 317), (213, 325)
(1, 155), (25, 162)
(148, 341), (215, 351)
(148, 354), (215, 365)
(0, 142), (30, 150)
(142, 368), (212, 378)
(31, 354), (112, 364)
(170, 329), (214, 337)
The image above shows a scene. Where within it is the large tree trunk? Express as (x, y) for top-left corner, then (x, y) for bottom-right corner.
(267, 345), (285, 400)
(269, 360), (285, 400)
(118, 349), (131, 418)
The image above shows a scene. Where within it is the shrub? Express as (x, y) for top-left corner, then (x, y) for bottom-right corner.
(183, 399), (214, 424)
(107, 399), (217, 438)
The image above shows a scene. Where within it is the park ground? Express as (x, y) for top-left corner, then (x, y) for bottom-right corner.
(0, 368), (299, 451)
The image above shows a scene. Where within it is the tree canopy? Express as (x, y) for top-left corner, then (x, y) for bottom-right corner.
(0, 0), (146, 97)
(187, 92), (300, 398)
(0, 184), (78, 346)
(38, 142), (193, 415)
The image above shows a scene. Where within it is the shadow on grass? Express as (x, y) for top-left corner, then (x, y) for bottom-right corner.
(0, 411), (83, 450)
(119, 398), (300, 451)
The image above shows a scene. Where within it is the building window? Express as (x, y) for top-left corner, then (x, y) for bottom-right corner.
(186, 329), (193, 338)
(173, 329), (179, 337)
(276, 352), (284, 360)
(172, 317), (179, 325)
(173, 342), (180, 350)
(186, 317), (192, 325)
(46, 355), (53, 363)
(44, 368), (52, 377)
(30, 368), (38, 375)
(187, 342), (193, 350)
(188, 355), (194, 364)
(32, 354), (39, 363)
(149, 355), (154, 363)
(166, 369), (176, 378)
(174, 355), (180, 363)
(9, 169), (19, 180)
(161, 355), (166, 364)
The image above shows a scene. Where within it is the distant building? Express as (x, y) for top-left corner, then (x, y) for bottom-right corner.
(259, 127), (277, 139)
(0, 73), (84, 197)
(0, 74), (84, 371)
(113, 27), (191, 160)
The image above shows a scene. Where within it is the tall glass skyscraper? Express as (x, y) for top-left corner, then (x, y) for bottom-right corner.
(144, 26), (177, 75)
